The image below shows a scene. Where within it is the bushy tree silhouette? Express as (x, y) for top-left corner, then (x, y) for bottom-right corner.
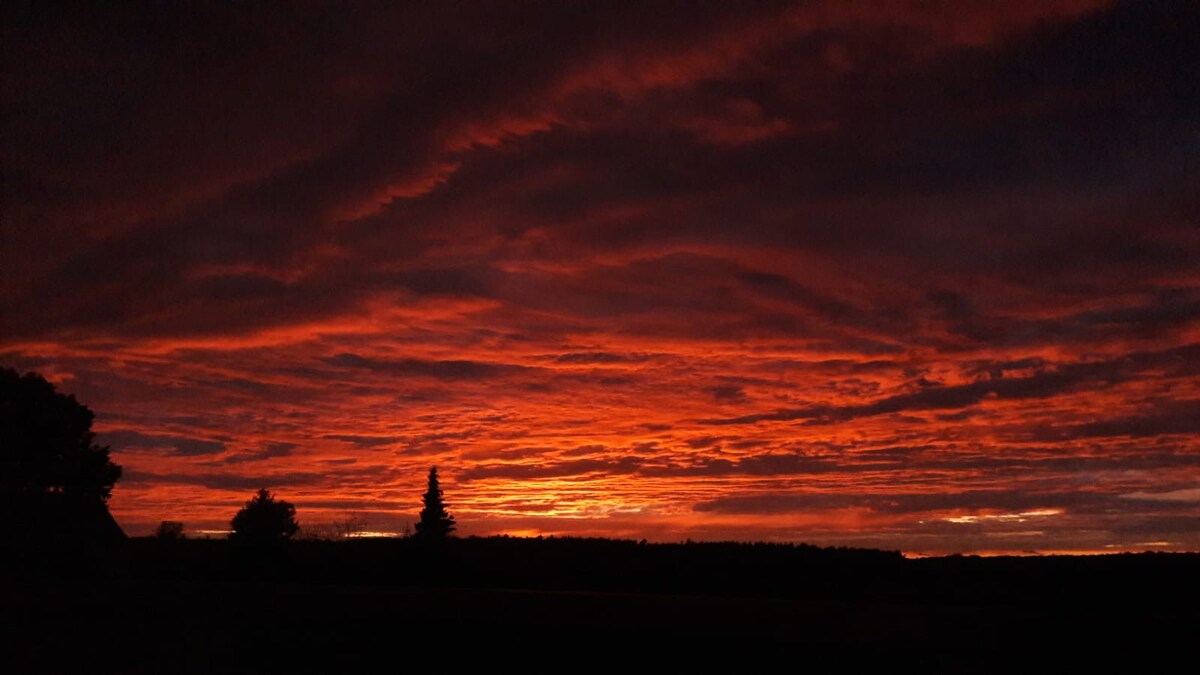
(0, 368), (122, 500)
(1, 368), (125, 544)
(155, 520), (185, 540)
(230, 489), (299, 542)
(415, 467), (455, 539)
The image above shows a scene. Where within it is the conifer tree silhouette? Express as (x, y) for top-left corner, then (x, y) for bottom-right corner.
(415, 467), (455, 539)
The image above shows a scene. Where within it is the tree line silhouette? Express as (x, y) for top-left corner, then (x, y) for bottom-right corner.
(1, 368), (455, 547)
(5, 364), (1197, 667)
(219, 466), (454, 543)
(1, 366), (914, 597)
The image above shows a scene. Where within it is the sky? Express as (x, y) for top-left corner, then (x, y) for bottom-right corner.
(2, 1), (1198, 554)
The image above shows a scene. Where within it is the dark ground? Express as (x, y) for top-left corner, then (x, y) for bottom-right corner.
(3, 537), (1196, 672)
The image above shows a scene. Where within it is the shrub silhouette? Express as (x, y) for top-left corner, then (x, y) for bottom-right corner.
(414, 467), (455, 539)
(230, 489), (299, 542)
(155, 520), (186, 540)
(1, 368), (125, 545)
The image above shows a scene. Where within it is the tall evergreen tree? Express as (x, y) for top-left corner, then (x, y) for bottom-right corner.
(415, 467), (455, 539)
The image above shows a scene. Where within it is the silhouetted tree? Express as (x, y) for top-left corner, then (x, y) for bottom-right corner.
(229, 489), (299, 542)
(0, 368), (122, 500)
(0, 368), (125, 545)
(155, 520), (185, 540)
(415, 467), (455, 539)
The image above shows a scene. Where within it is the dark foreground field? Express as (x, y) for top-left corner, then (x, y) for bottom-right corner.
(3, 538), (1196, 671)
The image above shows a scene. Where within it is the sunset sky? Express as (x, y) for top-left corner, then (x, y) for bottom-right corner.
(3, 1), (1198, 554)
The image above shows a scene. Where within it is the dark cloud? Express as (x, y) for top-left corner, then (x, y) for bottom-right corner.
(265, 441), (299, 456)
(122, 470), (326, 491)
(694, 489), (1115, 515)
(702, 344), (1200, 425)
(222, 441), (300, 464)
(461, 457), (643, 481)
(322, 353), (531, 380)
(1032, 402), (1200, 440)
(646, 453), (839, 477)
(554, 352), (642, 364)
(708, 385), (747, 404)
(7, 0), (1193, 343)
(560, 444), (611, 458)
(103, 430), (226, 456)
(942, 290), (1200, 348)
(321, 434), (403, 448)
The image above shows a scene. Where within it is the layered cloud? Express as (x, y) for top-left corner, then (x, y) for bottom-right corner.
(2, 1), (1197, 553)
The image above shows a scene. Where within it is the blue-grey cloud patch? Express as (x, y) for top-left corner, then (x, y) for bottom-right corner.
(708, 385), (747, 404)
(122, 469), (325, 490)
(223, 441), (300, 464)
(322, 353), (533, 380)
(553, 352), (643, 364)
(321, 434), (404, 448)
(694, 489), (1116, 515)
(103, 430), (226, 456)
(1032, 402), (1200, 441)
(460, 457), (644, 481)
(701, 344), (1200, 426)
